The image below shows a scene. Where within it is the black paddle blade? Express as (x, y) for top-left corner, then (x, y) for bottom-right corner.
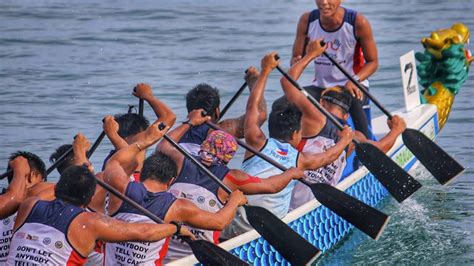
(308, 182), (390, 240)
(355, 142), (422, 203)
(186, 239), (248, 266)
(245, 205), (321, 265)
(402, 128), (465, 185)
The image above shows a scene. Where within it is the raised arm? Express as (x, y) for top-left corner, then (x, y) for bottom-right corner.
(218, 68), (266, 139)
(104, 118), (170, 212)
(133, 83), (177, 127)
(223, 168), (304, 195)
(298, 126), (353, 170)
(345, 13), (378, 100)
(291, 12), (310, 66)
(244, 53), (279, 153)
(357, 115), (406, 153)
(165, 190), (247, 231)
(0, 157), (28, 219)
(281, 39), (327, 136)
(156, 109), (210, 173)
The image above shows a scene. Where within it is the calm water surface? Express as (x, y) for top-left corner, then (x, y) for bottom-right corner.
(0, 0), (473, 264)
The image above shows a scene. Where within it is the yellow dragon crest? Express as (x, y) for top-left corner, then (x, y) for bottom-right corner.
(416, 23), (472, 128)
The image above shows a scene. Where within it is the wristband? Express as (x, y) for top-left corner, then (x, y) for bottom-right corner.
(182, 120), (194, 128)
(352, 74), (361, 82)
(170, 221), (182, 236)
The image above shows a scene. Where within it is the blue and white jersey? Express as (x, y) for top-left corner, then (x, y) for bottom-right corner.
(290, 120), (347, 211)
(307, 8), (369, 88)
(0, 212), (16, 263)
(166, 156), (229, 262)
(7, 199), (87, 265)
(105, 182), (176, 266)
(178, 124), (210, 156)
(224, 138), (299, 237)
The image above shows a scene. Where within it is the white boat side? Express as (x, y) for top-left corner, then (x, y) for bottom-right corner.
(168, 103), (438, 266)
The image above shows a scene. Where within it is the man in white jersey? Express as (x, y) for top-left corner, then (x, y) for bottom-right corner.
(223, 52), (353, 237)
(103, 113), (248, 265)
(291, 0), (378, 138)
(0, 151), (47, 263)
(280, 39), (406, 210)
(7, 164), (193, 265)
(157, 109), (305, 260)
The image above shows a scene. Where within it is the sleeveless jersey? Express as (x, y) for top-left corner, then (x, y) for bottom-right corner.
(104, 182), (176, 266)
(178, 124), (210, 156)
(307, 8), (369, 88)
(166, 157), (229, 261)
(0, 212), (16, 263)
(290, 120), (347, 211)
(224, 138), (299, 237)
(7, 199), (87, 265)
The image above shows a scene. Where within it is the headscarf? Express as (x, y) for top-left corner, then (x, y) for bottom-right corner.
(199, 130), (238, 165)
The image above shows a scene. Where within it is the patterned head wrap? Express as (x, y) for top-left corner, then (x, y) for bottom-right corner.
(199, 130), (238, 165)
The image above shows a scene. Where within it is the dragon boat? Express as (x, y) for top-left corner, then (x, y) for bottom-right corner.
(169, 23), (471, 266)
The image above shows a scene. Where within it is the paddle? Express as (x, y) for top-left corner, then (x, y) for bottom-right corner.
(276, 58), (422, 203)
(321, 51), (465, 185)
(95, 174), (247, 265)
(219, 81), (247, 120)
(139, 99), (144, 117)
(161, 133), (321, 265)
(205, 121), (389, 240)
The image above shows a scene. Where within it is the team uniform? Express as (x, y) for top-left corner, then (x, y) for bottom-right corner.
(7, 199), (87, 265)
(307, 7), (367, 88)
(0, 212), (16, 263)
(178, 124), (210, 156)
(290, 120), (346, 211)
(223, 138), (299, 237)
(165, 157), (228, 261)
(104, 182), (176, 266)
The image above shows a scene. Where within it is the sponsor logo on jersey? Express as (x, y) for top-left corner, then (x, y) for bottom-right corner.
(3, 218), (10, 225)
(26, 234), (38, 241)
(197, 196), (205, 204)
(55, 241), (63, 249)
(43, 237), (51, 245)
(209, 199), (216, 207)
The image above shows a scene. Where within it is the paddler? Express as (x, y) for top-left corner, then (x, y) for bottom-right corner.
(102, 114), (248, 265)
(222, 52), (353, 238)
(179, 69), (265, 155)
(101, 83), (173, 182)
(0, 153), (46, 263)
(278, 40), (406, 210)
(7, 164), (193, 265)
(291, 0), (379, 138)
(156, 108), (305, 261)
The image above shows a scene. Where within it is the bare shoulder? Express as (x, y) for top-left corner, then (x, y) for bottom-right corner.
(355, 12), (371, 29)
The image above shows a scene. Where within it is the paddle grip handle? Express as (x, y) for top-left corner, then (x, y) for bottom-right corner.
(162, 134), (233, 195)
(321, 51), (393, 119)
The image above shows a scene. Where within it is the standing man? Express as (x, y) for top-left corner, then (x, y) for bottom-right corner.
(291, 0), (378, 138)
